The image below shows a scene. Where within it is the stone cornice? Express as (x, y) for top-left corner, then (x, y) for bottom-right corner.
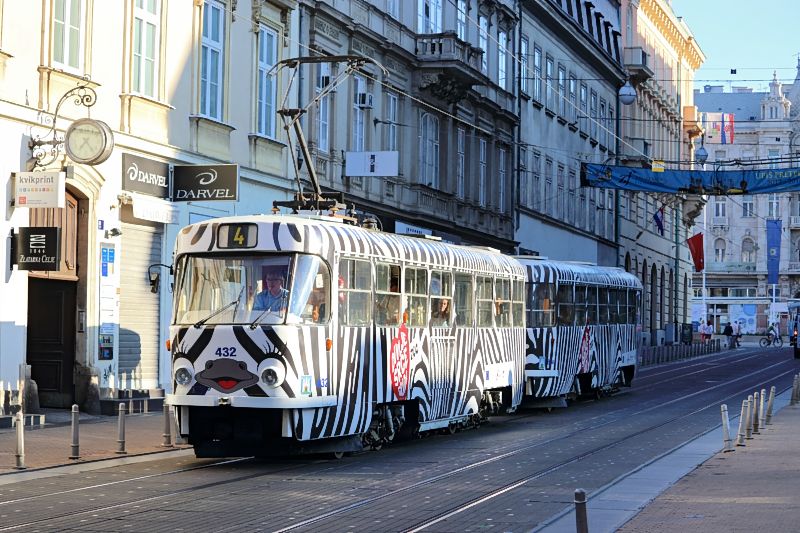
(640, 0), (705, 70)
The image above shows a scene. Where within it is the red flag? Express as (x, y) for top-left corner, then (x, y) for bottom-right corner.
(687, 233), (704, 272)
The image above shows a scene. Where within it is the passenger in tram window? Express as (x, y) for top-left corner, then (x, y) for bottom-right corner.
(376, 278), (401, 325)
(495, 298), (511, 326)
(431, 298), (450, 327)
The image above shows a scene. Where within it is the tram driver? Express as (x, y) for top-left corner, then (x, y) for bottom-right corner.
(253, 266), (289, 315)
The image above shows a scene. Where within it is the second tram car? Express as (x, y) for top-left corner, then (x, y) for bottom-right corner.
(166, 214), (527, 456)
(519, 258), (642, 401)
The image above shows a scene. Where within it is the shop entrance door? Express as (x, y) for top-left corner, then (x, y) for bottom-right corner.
(27, 278), (76, 407)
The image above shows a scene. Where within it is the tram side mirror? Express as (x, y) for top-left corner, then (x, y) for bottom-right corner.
(149, 270), (160, 294)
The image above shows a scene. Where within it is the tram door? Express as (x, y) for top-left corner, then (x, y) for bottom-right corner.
(26, 191), (80, 408)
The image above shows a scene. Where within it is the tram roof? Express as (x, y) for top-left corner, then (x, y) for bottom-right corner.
(515, 256), (642, 289)
(175, 214), (526, 276)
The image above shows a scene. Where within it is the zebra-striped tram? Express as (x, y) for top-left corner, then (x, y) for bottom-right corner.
(166, 214), (527, 457)
(518, 258), (642, 403)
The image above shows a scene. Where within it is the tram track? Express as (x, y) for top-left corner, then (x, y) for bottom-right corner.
(0, 350), (794, 532)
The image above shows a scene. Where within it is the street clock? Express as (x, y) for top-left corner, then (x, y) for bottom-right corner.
(64, 118), (114, 165)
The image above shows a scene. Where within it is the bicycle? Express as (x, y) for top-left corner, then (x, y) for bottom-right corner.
(759, 334), (783, 348)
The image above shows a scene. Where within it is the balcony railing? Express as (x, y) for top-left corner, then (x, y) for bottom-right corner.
(711, 216), (728, 227)
(623, 46), (654, 84)
(416, 32), (482, 72)
(706, 262), (757, 273)
(789, 216), (800, 228)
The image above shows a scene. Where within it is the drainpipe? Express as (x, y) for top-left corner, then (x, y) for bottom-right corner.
(614, 89), (621, 267)
(514, 0), (522, 240)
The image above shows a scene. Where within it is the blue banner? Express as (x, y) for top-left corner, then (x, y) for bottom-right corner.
(581, 163), (800, 195)
(767, 219), (781, 284)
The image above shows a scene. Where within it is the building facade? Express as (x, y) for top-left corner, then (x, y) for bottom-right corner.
(296, 0), (518, 249)
(0, 0), (300, 410)
(692, 70), (800, 335)
(617, 0), (704, 344)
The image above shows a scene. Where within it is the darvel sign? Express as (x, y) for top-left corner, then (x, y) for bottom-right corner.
(172, 164), (238, 202)
(13, 227), (61, 271)
(122, 153), (169, 198)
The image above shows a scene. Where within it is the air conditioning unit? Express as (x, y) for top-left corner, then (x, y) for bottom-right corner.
(357, 92), (373, 109)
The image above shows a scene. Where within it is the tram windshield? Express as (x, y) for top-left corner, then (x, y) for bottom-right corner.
(173, 253), (331, 326)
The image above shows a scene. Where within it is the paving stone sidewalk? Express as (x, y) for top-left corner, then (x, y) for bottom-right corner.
(618, 403), (800, 532)
(0, 409), (189, 473)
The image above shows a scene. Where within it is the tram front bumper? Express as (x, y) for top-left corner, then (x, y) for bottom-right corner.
(166, 394), (338, 409)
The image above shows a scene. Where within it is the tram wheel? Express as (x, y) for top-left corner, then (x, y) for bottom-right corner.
(329, 451), (344, 460)
(447, 424), (457, 435)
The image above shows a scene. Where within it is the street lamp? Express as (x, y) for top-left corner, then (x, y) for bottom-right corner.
(695, 135), (708, 166)
(619, 81), (637, 106)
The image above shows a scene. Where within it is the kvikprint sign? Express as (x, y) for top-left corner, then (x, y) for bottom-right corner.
(172, 164), (238, 202)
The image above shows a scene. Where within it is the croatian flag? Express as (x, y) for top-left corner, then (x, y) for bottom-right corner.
(653, 205), (665, 236)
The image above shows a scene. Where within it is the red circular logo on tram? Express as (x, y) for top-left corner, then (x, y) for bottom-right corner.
(390, 324), (411, 400)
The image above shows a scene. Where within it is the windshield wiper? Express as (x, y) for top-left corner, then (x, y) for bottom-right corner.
(249, 293), (288, 329)
(194, 286), (244, 328)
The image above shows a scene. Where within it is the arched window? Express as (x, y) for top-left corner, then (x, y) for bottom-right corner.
(714, 238), (726, 262)
(741, 238), (756, 263)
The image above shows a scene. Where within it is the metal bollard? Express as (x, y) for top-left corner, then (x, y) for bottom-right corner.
(69, 404), (80, 460)
(129, 397), (134, 415)
(736, 399), (748, 446)
(574, 488), (589, 533)
(14, 412), (25, 470)
(766, 386), (776, 425)
(745, 395), (754, 440)
(116, 402), (127, 454)
(752, 391), (760, 434)
(720, 404), (733, 452)
(793, 376), (800, 405)
(144, 398), (149, 414)
(162, 403), (173, 447)
(759, 388), (767, 428)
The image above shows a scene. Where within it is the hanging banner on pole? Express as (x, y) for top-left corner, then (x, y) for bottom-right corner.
(687, 233), (704, 272)
(767, 219), (781, 284)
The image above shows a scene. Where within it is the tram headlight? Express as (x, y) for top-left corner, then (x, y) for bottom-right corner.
(262, 368), (279, 386)
(174, 367), (193, 386)
(258, 358), (286, 389)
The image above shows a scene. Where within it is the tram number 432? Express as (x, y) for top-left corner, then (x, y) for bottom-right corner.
(215, 347), (238, 357)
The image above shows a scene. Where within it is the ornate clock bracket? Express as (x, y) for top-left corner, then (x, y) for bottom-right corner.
(28, 76), (97, 170)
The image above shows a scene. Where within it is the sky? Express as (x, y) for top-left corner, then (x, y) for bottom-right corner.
(669, 0), (800, 92)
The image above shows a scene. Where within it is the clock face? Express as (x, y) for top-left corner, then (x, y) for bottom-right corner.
(65, 119), (113, 165)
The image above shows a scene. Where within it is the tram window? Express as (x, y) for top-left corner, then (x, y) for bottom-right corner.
(612, 289), (623, 324)
(289, 256), (330, 324)
(495, 278), (512, 327)
(629, 290), (640, 324)
(375, 263), (401, 326)
(430, 271), (453, 327)
(529, 283), (555, 328)
(405, 267), (428, 327)
(557, 284), (574, 326)
(586, 286), (598, 324)
(573, 285), (587, 326)
(476, 276), (494, 327)
(598, 287), (610, 324)
(512, 280), (525, 327)
(454, 274), (473, 327)
(340, 258), (372, 326)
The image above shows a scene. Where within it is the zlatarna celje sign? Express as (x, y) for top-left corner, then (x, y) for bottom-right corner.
(13, 227), (61, 271)
(172, 164), (238, 202)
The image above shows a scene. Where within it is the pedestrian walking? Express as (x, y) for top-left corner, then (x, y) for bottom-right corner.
(724, 322), (734, 349)
(731, 321), (740, 348)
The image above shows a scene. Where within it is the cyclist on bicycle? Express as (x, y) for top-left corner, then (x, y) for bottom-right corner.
(768, 322), (780, 345)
